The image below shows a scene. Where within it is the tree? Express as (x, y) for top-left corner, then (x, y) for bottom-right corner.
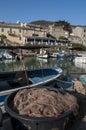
(59, 36), (68, 40)
(72, 43), (85, 50)
(0, 34), (7, 43)
(54, 20), (72, 34)
(47, 33), (56, 38)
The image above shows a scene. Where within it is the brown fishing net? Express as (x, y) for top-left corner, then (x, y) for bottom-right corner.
(13, 88), (79, 117)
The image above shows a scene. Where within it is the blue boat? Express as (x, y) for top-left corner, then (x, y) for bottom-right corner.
(55, 74), (74, 90)
(80, 75), (86, 85)
(57, 51), (65, 58)
(0, 67), (62, 108)
(66, 53), (75, 59)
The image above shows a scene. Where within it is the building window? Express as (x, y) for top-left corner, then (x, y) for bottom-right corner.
(9, 28), (12, 34)
(19, 35), (21, 40)
(1, 27), (4, 32)
(83, 34), (85, 37)
(19, 28), (21, 33)
(32, 34), (39, 37)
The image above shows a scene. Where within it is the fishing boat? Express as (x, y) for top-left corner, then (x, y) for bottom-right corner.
(74, 60), (86, 70)
(55, 74), (74, 90)
(57, 51), (65, 58)
(37, 49), (49, 59)
(0, 67), (62, 108)
(37, 54), (49, 59)
(0, 51), (13, 60)
(50, 53), (57, 58)
(74, 54), (86, 63)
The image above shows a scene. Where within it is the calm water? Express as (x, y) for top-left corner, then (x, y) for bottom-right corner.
(0, 57), (86, 78)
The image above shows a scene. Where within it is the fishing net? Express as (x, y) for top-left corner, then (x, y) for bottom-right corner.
(13, 88), (79, 117)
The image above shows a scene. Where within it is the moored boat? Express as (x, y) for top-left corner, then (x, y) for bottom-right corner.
(0, 67), (62, 108)
(0, 51), (13, 60)
(80, 75), (86, 85)
(55, 74), (74, 90)
(74, 55), (86, 63)
(57, 51), (65, 58)
(50, 53), (57, 58)
(37, 54), (49, 59)
(74, 60), (86, 70)
(37, 49), (49, 59)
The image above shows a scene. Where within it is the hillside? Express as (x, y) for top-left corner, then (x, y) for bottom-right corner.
(29, 20), (54, 27)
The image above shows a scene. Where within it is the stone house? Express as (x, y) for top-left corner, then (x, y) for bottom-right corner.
(0, 21), (47, 45)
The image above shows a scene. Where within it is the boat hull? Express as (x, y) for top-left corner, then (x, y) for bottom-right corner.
(0, 67), (62, 108)
(74, 56), (86, 63)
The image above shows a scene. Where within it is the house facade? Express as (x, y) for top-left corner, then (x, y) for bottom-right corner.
(0, 21), (47, 45)
(48, 24), (86, 46)
(0, 21), (85, 47)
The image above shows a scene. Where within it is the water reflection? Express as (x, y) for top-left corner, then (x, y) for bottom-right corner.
(0, 57), (86, 78)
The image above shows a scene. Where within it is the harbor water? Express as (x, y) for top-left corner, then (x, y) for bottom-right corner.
(0, 57), (86, 79)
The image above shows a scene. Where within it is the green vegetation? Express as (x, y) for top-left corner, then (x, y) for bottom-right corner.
(59, 36), (68, 40)
(30, 20), (72, 35)
(0, 34), (7, 39)
(0, 34), (7, 44)
(47, 33), (56, 38)
(54, 20), (72, 34)
(72, 43), (85, 50)
(30, 20), (54, 27)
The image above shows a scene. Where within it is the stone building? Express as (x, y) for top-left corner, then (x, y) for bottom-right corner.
(70, 26), (86, 46)
(48, 24), (86, 46)
(0, 21), (47, 45)
(48, 24), (69, 39)
(1, 21), (86, 46)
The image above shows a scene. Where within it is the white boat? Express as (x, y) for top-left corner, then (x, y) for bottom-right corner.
(0, 67), (62, 108)
(74, 56), (86, 63)
(3, 52), (12, 60)
(37, 49), (49, 59)
(74, 60), (86, 70)
(50, 53), (57, 58)
(0, 51), (13, 60)
(37, 54), (49, 59)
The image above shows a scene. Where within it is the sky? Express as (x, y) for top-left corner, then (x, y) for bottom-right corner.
(0, 0), (86, 25)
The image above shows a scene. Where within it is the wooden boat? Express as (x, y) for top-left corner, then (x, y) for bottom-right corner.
(0, 67), (62, 108)
(55, 74), (74, 90)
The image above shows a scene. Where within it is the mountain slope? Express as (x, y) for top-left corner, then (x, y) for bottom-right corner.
(29, 20), (54, 27)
